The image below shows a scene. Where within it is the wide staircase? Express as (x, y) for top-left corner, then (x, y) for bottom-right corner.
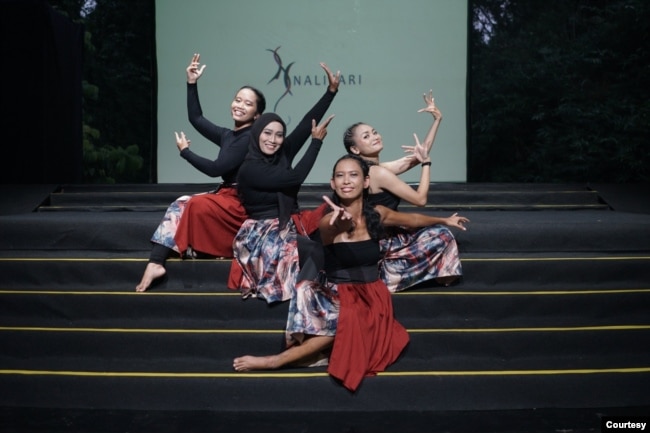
(1, 183), (649, 433)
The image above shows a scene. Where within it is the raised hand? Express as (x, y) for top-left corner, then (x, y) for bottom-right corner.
(174, 131), (191, 152)
(417, 89), (442, 120)
(320, 62), (341, 93)
(311, 114), (335, 141)
(186, 53), (207, 84)
(402, 133), (430, 163)
(322, 195), (353, 227)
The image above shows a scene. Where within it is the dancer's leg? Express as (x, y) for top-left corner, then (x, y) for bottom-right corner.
(135, 243), (174, 292)
(233, 335), (334, 372)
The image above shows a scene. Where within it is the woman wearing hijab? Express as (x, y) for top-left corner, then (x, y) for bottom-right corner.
(231, 107), (336, 303)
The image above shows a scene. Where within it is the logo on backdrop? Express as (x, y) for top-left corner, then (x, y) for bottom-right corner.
(266, 46), (362, 112)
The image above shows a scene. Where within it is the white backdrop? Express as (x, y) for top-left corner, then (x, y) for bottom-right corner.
(156, 0), (467, 183)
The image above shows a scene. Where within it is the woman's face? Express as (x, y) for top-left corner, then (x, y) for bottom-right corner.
(349, 124), (383, 157)
(331, 158), (370, 200)
(231, 88), (259, 124)
(258, 121), (285, 155)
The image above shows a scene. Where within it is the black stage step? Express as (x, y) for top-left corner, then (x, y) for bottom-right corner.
(0, 183), (649, 433)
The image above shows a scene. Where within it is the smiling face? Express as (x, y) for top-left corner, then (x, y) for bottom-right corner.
(231, 88), (259, 126)
(348, 124), (383, 158)
(258, 121), (285, 155)
(331, 157), (370, 201)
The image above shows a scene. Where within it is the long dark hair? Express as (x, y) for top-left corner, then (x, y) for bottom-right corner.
(330, 154), (384, 240)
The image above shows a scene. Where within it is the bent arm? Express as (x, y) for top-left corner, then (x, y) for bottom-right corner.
(179, 132), (249, 177)
(243, 139), (323, 190)
(284, 89), (337, 160)
(381, 94), (442, 175)
(371, 165), (431, 207)
(187, 83), (228, 146)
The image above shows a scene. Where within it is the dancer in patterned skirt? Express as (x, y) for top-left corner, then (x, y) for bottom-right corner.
(343, 90), (464, 291)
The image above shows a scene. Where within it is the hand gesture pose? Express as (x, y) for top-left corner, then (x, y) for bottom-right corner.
(322, 194), (353, 227)
(443, 212), (470, 231)
(186, 53), (207, 84)
(174, 131), (191, 152)
(320, 62), (341, 93)
(311, 114), (336, 141)
(417, 89), (442, 121)
(401, 133), (431, 164)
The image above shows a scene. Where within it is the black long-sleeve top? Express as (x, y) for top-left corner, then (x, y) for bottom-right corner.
(179, 83), (251, 184)
(236, 89), (336, 221)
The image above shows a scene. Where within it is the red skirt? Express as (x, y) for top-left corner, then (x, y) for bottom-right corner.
(327, 279), (410, 392)
(227, 202), (329, 290)
(174, 187), (246, 258)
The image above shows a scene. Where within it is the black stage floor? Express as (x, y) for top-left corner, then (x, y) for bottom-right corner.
(0, 182), (649, 433)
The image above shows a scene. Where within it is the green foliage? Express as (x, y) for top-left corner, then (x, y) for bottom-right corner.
(82, 125), (144, 184)
(48, 0), (153, 183)
(470, 0), (650, 183)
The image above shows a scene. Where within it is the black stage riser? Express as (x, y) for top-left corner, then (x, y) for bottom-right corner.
(44, 190), (606, 208)
(2, 211), (649, 253)
(1, 288), (649, 329)
(2, 373), (649, 414)
(2, 328), (649, 370)
(1, 183), (649, 433)
(1, 254), (648, 291)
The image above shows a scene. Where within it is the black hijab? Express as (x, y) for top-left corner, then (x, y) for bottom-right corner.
(245, 113), (287, 163)
(241, 112), (295, 228)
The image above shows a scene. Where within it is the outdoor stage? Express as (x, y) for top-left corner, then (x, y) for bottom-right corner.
(0, 182), (649, 433)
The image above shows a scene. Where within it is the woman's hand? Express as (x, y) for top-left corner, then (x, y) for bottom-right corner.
(322, 195), (353, 226)
(444, 213), (470, 231)
(402, 133), (430, 164)
(174, 131), (191, 152)
(417, 89), (442, 120)
(186, 53), (206, 84)
(311, 114), (335, 140)
(320, 62), (341, 93)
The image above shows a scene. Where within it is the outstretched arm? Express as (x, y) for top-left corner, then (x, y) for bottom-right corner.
(381, 89), (442, 175)
(377, 205), (469, 231)
(186, 53), (228, 146)
(284, 63), (340, 160)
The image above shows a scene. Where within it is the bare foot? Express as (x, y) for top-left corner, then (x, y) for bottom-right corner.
(233, 355), (278, 372)
(135, 262), (166, 292)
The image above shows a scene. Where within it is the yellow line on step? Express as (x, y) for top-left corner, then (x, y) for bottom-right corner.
(395, 288), (650, 296)
(408, 325), (650, 333)
(461, 256), (650, 262)
(0, 290), (239, 296)
(0, 326), (283, 334)
(1, 366), (649, 379)
(1, 256), (649, 262)
(1, 288), (650, 297)
(1, 324), (649, 334)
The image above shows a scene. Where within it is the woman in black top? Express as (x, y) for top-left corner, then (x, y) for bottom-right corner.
(136, 55), (339, 292)
(231, 107), (336, 303)
(136, 54), (265, 292)
(233, 154), (469, 392)
(342, 90), (465, 292)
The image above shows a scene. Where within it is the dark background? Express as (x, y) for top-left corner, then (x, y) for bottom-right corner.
(1, 0), (647, 184)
